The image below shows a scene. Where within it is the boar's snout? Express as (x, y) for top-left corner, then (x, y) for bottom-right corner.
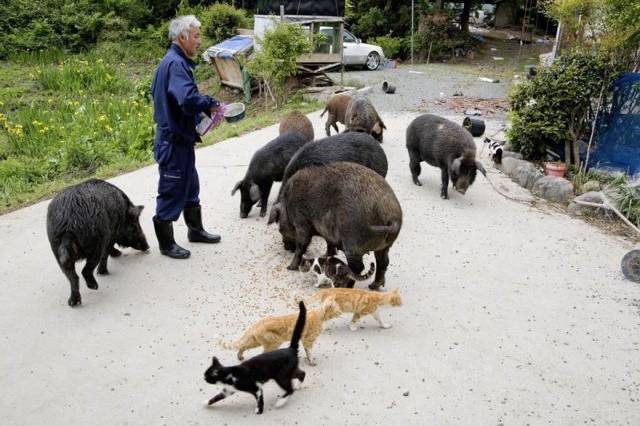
(133, 236), (150, 252)
(119, 205), (150, 251)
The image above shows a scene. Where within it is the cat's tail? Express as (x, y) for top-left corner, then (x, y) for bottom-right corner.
(302, 292), (322, 307)
(220, 338), (239, 350)
(289, 301), (307, 352)
(347, 262), (376, 281)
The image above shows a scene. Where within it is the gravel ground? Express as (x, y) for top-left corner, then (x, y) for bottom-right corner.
(328, 63), (512, 115)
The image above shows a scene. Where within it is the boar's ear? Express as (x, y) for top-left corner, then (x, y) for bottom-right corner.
(379, 119), (387, 130)
(128, 205), (144, 219)
(249, 183), (261, 202)
(267, 204), (280, 225)
(475, 160), (487, 177)
(451, 156), (462, 175)
(231, 180), (243, 196)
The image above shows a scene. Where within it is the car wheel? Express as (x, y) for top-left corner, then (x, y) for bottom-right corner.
(365, 52), (380, 71)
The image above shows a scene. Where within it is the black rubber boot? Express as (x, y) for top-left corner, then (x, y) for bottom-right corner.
(153, 217), (190, 259)
(184, 206), (221, 244)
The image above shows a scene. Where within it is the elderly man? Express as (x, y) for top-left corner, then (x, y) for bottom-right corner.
(151, 15), (222, 259)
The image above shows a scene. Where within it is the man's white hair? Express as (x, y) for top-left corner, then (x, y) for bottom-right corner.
(169, 15), (201, 41)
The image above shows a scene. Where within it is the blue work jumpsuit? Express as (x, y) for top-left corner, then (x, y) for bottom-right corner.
(151, 44), (220, 221)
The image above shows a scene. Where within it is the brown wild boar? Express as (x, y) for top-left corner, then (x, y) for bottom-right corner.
(279, 111), (314, 142)
(344, 95), (386, 143)
(320, 93), (351, 136)
(268, 162), (402, 290)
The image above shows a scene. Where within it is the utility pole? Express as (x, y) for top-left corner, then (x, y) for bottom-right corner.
(411, 0), (414, 66)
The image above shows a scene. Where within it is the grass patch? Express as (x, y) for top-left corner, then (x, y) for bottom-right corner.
(0, 48), (321, 214)
(0, 50), (321, 213)
(607, 176), (640, 227)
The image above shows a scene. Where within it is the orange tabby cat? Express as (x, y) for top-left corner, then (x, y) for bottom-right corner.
(308, 288), (402, 331)
(221, 297), (341, 366)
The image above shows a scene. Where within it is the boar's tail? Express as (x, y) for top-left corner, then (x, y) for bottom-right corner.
(320, 107), (328, 117)
(369, 221), (401, 240)
(57, 232), (76, 266)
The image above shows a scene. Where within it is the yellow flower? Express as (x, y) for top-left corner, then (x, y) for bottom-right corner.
(98, 115), (107, 123)
(105, 125), (113, 133)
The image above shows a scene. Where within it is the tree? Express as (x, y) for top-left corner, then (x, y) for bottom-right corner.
(245, 22), (311, 107)
(545, 0), (640, 70)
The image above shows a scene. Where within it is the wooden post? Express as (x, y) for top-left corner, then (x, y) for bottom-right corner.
(411, 0), (414, 66)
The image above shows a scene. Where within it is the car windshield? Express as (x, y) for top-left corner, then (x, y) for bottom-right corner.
(343, 30), (356, 43)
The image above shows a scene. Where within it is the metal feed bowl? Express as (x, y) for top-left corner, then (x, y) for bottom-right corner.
(224, 103), (246, 123)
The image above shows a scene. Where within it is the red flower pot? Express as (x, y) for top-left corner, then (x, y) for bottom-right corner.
(545, 162), (566, 177)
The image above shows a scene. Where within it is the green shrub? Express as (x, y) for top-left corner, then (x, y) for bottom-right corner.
(508, 52), (616, 161)
(346, 1), (412, 42)
(0, 0), (156, 58)
(351, 7), (387, 41)
(246, 22), (311, 106)
(369, 36), (404, 59)
(200, 3), (250, 45)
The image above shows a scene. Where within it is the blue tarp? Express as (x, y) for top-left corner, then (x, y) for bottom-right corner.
(589, 73), (640, 175)
(205, 35), (253, 59)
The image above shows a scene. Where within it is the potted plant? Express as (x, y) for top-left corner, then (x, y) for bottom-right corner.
(545, 161), (567, 177)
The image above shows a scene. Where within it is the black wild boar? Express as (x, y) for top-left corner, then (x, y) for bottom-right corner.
(406, 114), (486, 199)
(279, 111), (314, 142)
(46, 179), (149, 307)
(344, 95), (386, 143)
(269, 132), (388, 229)
(268, 162), (402, 290)
(232, 131), (311, 218)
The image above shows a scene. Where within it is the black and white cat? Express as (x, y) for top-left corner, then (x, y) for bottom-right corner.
(204, 301), (307, 414)
(299, 256), (376, 288)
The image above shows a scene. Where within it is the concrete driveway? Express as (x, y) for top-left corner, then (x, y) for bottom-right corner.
(1, 112), (639, 425)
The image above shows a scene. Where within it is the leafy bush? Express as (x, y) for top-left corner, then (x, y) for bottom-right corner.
(508, 52), (616, 161)
(246, 22), (311, 106)
(369, 36), (405, 59)
(0, 0), (156, 58)
(200, 3), (250, 45)
(346, 1), (412, 41)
